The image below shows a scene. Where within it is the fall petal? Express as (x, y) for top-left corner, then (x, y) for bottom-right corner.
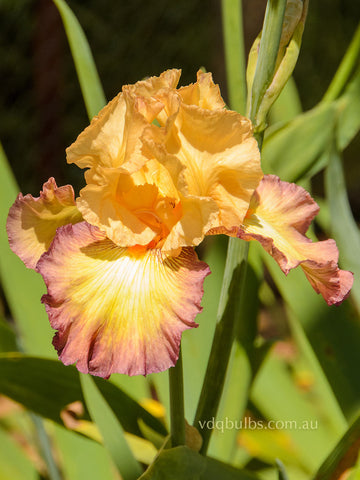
(6, 178), (82, 269)
(37, 222), (210, 377)
(239, 175), (353, 305)
(301, 260), (354, 306)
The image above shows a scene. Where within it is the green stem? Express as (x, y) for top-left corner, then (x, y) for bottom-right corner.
(194, 240), (249, 454)
(222, 0), (246, 114)
(322, 22), (360, 103)
(249, 0), (287, 123)
(169, 346), (185, 447)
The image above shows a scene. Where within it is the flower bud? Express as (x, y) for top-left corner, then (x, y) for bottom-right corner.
(247, 0), (308, 131)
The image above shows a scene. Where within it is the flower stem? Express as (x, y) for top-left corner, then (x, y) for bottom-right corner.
(169, 346), (185, 447)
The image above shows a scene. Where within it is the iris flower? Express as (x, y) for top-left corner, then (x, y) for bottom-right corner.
(7, 70), (352, 378)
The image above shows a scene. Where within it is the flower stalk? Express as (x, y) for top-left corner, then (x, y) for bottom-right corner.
(169, 347), (186, 447)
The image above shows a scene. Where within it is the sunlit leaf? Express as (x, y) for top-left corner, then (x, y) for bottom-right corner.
(0, 426), (39, 480)
(261, 246), (360, 419)
(81, 374), (143, 480)
(268, 76), (302, 125)
(53, 425), (117, 480)
(251, 348), (339, 473)
(0, 353), (167, 438)
(182, 236), (226, 423)
(325, 144), (360, 312)
(262, 102), (337, 182)
(313, 415), (360, 480)
(336, 66), (360, 150)
(139, 445), (260, 480)
(52, 0), (106, 119)
(0, 317), (17, 353)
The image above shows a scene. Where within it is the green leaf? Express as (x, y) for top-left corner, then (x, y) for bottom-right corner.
(251, 350), (339, 473)
(53, 424), (117, 480)
(269, 76), (302, 125)
(0, 426), (39, 480)
(204, 456), (261, 480)
(261, 247), (360, 419)
(139, 446), (260, 480)
(262, 64), (359, 183)
(222, 0), (246, 113)
(325, 145), (360, 312)
(53, 0), (106, 119)
(0, 317), (18, 353)
(262, 102), (338, 182)
(140, 446), (205, 480)
(0, 353), (167, 438)
(182, 236), (226, 423)
(207, 343), (251, 463)
(276, 459), (290, 480)
(81, 374), (142, 480)
(194, 239), (250, 454)
(0, 142), (55, 357)
(313, 415), (360, 480)
(336, 65), (360, 150)
(207, 251), (262, 463)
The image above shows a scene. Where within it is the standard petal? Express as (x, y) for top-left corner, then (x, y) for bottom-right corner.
(66, 93), (147, 171)
(161, 194), (219, 252)
(6, 178), (82, 269)
(162, 105), (263, 230)
(123, 69), (181, 125)
(178, 70), (225, 110)
(37, 222), (210, 377)
(239, 175), (353, 305)
(77, 159), (182, 248)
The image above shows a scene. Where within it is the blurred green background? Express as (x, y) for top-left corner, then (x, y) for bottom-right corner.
(1, 0), (359, 208)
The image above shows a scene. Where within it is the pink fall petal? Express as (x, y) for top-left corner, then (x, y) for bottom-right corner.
(6, 178), (82, 269)
(37, 222), (210, 377)
(239, 175), (353, 306)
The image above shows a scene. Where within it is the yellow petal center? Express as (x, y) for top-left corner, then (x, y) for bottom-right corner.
(115, 174), (182, 246)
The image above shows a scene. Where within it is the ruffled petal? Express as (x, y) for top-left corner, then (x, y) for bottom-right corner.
(77, 159), (182, 248)
(239, 175), (353, 305)
(178, 70), (225, 110)
(161, 194), (218, 252)
(6, 178), (82, 269)
(37, 222), (210, 377)
(160, 105), (262, 230)
(66, 93), (148, 171)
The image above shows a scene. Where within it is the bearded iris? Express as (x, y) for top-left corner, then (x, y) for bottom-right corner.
(7, 70), (352, 378)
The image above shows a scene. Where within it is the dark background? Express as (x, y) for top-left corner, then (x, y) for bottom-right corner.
(1, 0), (359, 215)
